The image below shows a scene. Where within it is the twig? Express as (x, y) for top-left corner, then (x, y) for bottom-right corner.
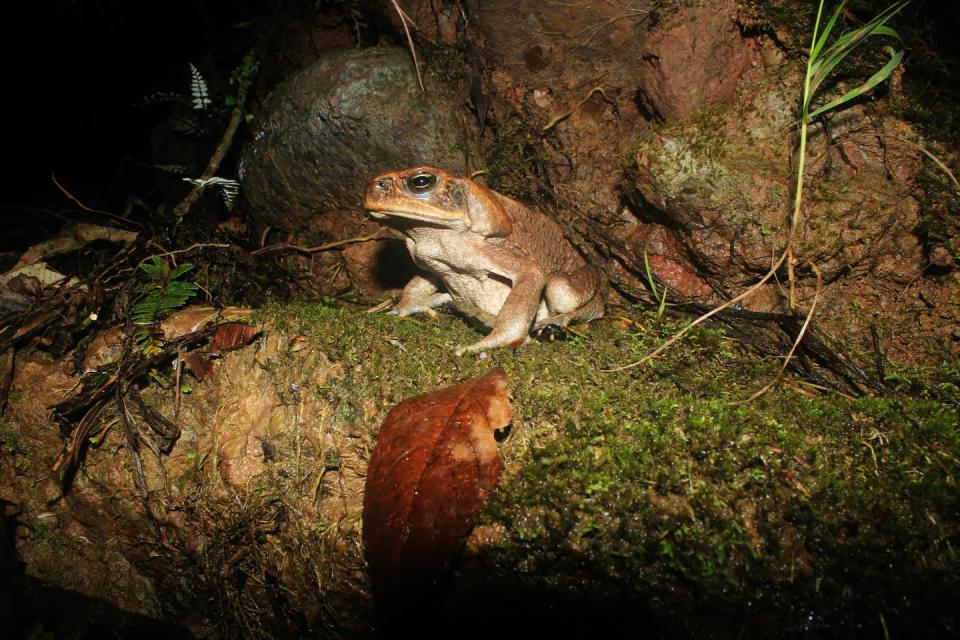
(734, 261), (823, 404)
(601, 252), (788, 373)
(138, 242), (231, 269)
(366, 299), (395, 314)
(542, 87), (609, 134)
(390, 0), (424, 93)
(891, 134), (960, 192)
(174, 351), (182, 422)
(783, 378), (858, 400)
(258, 226), (274, 249)
(250, 230), (386, 256)
(116, 386), (149, 502)
(51, 172), (140, 228)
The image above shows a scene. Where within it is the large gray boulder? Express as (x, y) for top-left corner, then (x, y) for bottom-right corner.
(240, 47), (467, 234)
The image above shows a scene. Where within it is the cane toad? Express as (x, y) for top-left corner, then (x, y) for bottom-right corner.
(364, 166), (605, 354)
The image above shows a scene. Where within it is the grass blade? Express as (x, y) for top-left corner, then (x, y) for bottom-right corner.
(806, 0), (908, 114)
(811, 0), (847, 61)
(807, 46), (904, 120)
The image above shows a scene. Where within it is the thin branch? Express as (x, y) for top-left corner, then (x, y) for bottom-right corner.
(390, 0), (424, 93)
(138, 243), (231, 269)
(734, 261), (823, 404)
(542, 87), (610, 134)
(250, 230), (386, 256)
(891, 134), (960, 192)
(50, 173), (141, 228)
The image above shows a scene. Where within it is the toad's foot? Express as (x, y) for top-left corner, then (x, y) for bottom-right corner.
(455, 334), (532, 356)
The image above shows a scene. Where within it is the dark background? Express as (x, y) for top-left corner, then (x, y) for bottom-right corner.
(1, 1), (254, 251)
(1, 0), (958, 252)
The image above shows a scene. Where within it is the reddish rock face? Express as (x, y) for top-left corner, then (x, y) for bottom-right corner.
(625, 221), (716, 300)
(635, 6), (764, 122)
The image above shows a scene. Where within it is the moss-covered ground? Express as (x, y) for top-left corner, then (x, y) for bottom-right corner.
(264, 300), (959, 637)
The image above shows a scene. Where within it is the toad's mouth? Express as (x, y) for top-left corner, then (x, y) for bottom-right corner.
(365, 209), (463, 227)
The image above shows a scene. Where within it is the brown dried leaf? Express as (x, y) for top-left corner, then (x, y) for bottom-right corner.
(81, 325), (125, 371)
(181, 351), (214, 381)
(159, 306), (220, 340)
(159, 306), (254, 341)
(209, 322), (259, 354)
(12, 223), (137, 272)
(362, 368), (511, 593)
(7, 274), (44, 298)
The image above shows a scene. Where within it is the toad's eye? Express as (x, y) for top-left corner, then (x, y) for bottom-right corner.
(406, 171), (438, 195)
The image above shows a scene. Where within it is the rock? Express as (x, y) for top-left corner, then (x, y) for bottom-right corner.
(465, 0), (656, 223)
(341, 239), (416, 296)
(240, 47), (467, 236)
(623, 64), (960, 355)
(627, 83), (924, 292)
(373, 0), (462, 44)
(624, 220), (715, 299)
(467, 0), (653, 88)
(929, 244), (955, 268)
(636, 5), (763, 122)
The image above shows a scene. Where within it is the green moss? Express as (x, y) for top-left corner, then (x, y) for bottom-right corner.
(479, 117), (550, 200)
(420, 40), (467, 91)
(0, 419), (32, 473)
(259, 300), (959, 635)
(476, 321), (959, 634)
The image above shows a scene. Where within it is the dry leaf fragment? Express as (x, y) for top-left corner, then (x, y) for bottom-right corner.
(209, 322), (259, 355)
(0, 348), (13, 413)
(362, 367), (511, 594)
(180, 351), (214, 381)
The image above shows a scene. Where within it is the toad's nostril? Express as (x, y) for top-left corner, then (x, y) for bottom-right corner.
(375, 179), (390, 192)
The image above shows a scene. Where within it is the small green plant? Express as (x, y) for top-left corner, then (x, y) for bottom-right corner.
(643, 252), (670, 320)
(803, 0), (906, 122)
(189, 62), (212, 111)
(789, 0), (908, 302)
(225, 52), (260, 126)
(0, 422), (31, 473)
(132, 256), (199, 355)
(172, 52), (258, 219)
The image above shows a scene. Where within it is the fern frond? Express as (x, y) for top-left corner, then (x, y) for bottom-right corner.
(182, 176), (240, 210)
(218, 180), (239, 210)
(131, 257), (199, 353)
(169, 262), (195, 281)
(139, 256), (167, 278)
(189, 63), (211, 111)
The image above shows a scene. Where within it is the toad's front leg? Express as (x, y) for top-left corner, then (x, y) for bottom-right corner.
(456, 270), (545, 355)
(393, 273), (451, 317)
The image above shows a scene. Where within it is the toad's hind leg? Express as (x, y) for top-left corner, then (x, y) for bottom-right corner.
(536, 264), (605, 330)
